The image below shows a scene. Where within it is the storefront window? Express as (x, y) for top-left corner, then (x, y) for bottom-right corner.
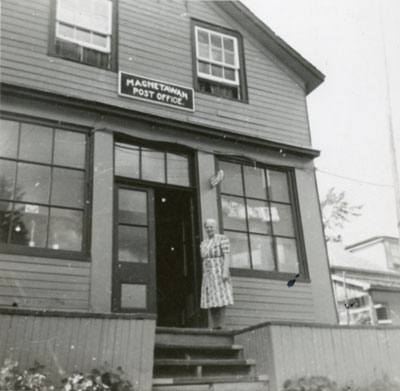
(0, 118), (88, 253)
(218, 159), (302, 275)
(114, 142), (191, 187)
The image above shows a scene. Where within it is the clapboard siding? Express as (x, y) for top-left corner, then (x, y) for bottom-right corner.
(0, 312), (155, 391)
(0, 254), (90, 311)
(227, 277), (316, 328)
(235, 323), (400, 390)
(0, 0), (312, 147)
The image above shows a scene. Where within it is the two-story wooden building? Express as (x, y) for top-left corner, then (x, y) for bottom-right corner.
(0, 1), (338, 389)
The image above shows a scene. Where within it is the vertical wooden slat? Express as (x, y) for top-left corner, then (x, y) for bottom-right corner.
(0, 315), (12, 364)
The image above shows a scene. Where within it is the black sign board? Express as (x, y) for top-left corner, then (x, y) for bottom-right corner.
(118, 71), (195, 111)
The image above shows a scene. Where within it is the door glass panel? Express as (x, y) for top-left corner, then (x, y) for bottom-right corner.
(167, 153), (190, 186)
(115, 142), (140, 179)
(121, 283), (147, 309)
(118, 225), (148, 263)
(141, 148), (165, 183)
(118, 189), (147, 225)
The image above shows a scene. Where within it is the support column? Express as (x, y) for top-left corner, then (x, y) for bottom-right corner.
(90, 130), (114, 312)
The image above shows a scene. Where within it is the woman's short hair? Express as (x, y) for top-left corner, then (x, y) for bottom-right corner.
(204, 218), (217, 228)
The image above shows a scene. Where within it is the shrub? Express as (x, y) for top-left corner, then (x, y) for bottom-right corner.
(0, 360), (133, 391)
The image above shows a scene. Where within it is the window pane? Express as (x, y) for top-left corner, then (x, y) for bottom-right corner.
(276, 237), (299, 273)
(210, 33), (222, 48)
(223, 37), (234, 51)
(247, 199), (271, 234)
(92, 33), (107, 48)
(228, 230), (250, 268)
(115, 143), (140, 179)
(141, 148), (165, 183)
(198, 43), (209, 58)
(224, 68), (235, 81)
(267, 170), (290, 203)
(167, 153), (190, 186)
(224, 51), (235, 66)
(118, 225), (148, 263)
(48, 208), (83, 251)
(211, 48), (222, 62)
(51, 168), (85, 208)
(198, 61), (210, 75)
(243, 166), (266, 199)
(76, 28), (91, 43)
(0, 160), (16, 200)
(10, 203), (48, 248)
(19, 123), (53, 163)
(121, 283), (147, 309)
(118, 189), (147, 225)
(198, 30), (209, 44)
(0, 119), (19, 158)
(250, 234), (274, 271)
(211, 65), (223, 78)
(58, 22), (75, 39)
(16, 163), (51, 204)
(221, 195), (247, 231)
(54, 129), (86, 168)
(271, 203), (295, 237)
(219, 161), (243, 195)
(0, 201), (12, 243)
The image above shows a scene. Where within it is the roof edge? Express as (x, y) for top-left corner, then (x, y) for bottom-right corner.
(346, 236), (400, 251)
(216, 1), (325, 94)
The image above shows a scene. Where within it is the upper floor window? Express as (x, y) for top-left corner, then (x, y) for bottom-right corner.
(192, 21), (248, 102)
(50, 0), (116, 70)
(217, 159), (306, 278)
(0, 118), (90, 257)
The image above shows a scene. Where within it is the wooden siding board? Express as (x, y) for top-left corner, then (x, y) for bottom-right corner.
(1, 0), (313, 148)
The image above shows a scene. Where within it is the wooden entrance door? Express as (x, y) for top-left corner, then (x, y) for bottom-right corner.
(112, 184), (156, 313)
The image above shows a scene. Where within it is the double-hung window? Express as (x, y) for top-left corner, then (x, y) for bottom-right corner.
(51, 0), (115, 70)
(217, 159), (306, 278)
(193, 22), (247, 101)
(0, 118), (90, 257)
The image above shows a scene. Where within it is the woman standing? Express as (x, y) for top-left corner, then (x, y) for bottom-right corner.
(200, 218), (234, 329)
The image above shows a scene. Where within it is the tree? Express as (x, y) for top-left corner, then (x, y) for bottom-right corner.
(320, 187), (363, 243)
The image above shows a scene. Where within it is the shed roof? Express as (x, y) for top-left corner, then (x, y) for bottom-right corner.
(216, 1), (325, 94)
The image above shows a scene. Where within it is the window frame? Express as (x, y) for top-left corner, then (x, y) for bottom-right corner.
(374, 302), (392, 325)
(0, 112), (92, 262)
(48, 0), (118, 71)
(215, 157), (309, 281)
(191, 19), (248, 103)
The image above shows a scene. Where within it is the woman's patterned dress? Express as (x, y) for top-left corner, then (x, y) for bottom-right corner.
(200, 233), (234, 309)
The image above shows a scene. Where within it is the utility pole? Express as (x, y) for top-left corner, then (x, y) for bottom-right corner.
(380, 2), (400, 245)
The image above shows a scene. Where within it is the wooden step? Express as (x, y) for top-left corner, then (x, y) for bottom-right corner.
(153, 358), (256, 379)
(152, 378), (269, 391)
(156, 327), (234, 346)
(153, 374), (269, 385)
(154, 343), (244, 360)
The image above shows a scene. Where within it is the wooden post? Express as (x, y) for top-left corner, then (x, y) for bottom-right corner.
(343, 271), (350, 325)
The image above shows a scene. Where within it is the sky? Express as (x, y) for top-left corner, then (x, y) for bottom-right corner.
(241, 0), (400, 246)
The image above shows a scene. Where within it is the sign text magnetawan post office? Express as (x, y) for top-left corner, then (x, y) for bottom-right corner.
(118, 71), (195, 111)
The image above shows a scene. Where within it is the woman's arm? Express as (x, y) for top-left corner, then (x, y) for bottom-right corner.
(220, 235), (230, 281)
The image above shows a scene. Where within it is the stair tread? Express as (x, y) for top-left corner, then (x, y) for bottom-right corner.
(154, 358), (256, 366)
(153, 375), (268, 385)
(156, 327), (235, 336)
(155, 343), (243, 351)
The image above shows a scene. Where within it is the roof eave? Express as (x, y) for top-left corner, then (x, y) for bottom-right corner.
(216, 1), (325, 94)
